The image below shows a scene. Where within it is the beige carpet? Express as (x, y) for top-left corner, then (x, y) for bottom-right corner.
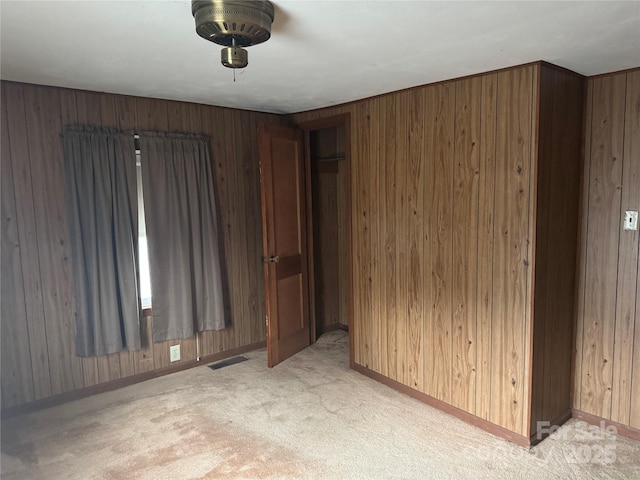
(2, 330), (639, 479)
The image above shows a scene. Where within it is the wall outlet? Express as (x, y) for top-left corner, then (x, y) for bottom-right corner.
(169, 344), (181, 362)
(624, 211), (638, 231)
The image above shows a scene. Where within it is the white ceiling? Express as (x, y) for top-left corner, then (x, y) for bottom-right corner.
(1, 1), (639, 114)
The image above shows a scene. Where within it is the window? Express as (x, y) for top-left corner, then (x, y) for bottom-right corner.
(135, 135), (152, 309)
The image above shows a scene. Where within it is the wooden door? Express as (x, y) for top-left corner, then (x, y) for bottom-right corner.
(258, 123), (311, 367)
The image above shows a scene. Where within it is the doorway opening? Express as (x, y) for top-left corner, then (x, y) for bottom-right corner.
(302, 115), (352, 361)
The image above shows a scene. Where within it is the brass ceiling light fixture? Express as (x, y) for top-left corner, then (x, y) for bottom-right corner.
(191, 0), (275, 70)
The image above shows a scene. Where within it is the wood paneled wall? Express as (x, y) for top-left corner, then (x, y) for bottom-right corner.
(0, 81), (280, 410)
(294, 63), (585, 439)
(574, 68), (640, 431)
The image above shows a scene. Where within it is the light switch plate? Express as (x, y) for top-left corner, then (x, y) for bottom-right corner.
(624, 211), (638, 231)
(170, 344), (181, 362)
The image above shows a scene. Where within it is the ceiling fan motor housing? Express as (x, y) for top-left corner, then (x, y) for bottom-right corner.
(221, 46), (249, 69)
(192, 0), (274, 68)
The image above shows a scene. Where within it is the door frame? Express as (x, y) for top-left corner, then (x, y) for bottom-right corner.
(297, 113), (354, 368)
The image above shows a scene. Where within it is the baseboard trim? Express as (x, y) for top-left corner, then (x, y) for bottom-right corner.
(572, 409), (640, 441)
(1, 341), (266, 419)
(352, 362), (531, 448)
(529, 408), (573, 446)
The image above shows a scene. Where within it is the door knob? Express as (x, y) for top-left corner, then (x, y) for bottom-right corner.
(269, 255), (280, 263)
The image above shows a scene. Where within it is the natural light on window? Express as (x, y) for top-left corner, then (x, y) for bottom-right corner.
(135, 138), (152, 309)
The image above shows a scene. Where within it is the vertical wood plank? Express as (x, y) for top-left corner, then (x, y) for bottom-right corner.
(241, 108), (257, 349)
(349, 106), (361, 366)
(3, 83), (52, 400)
(394, 92), (408, 381)
(245, 111), (264, 345)
(382, 95), (397, 381)
(373, 98), (387, 377)
(244, 110), (260, 343)
(523, 63), (540, 437)
(476, 74), (497, 420)
(407, 89), (425, 390)
(451, 77), (481, 413)
(425, 83), (455, 403)
(580, 74), (626, 418)
(368, 97), (381, 373)
(357, 101), (372, 368)
(489, 67), (533, 433)
(1, 85), (36, 407)
(226, 109), (245, 352)
(210, 106), (237, 353)
(573, 79), (594, 412)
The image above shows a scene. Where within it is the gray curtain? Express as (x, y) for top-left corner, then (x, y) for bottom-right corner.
(63, 126), (140, 357)
(140, 132), (225, 342)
